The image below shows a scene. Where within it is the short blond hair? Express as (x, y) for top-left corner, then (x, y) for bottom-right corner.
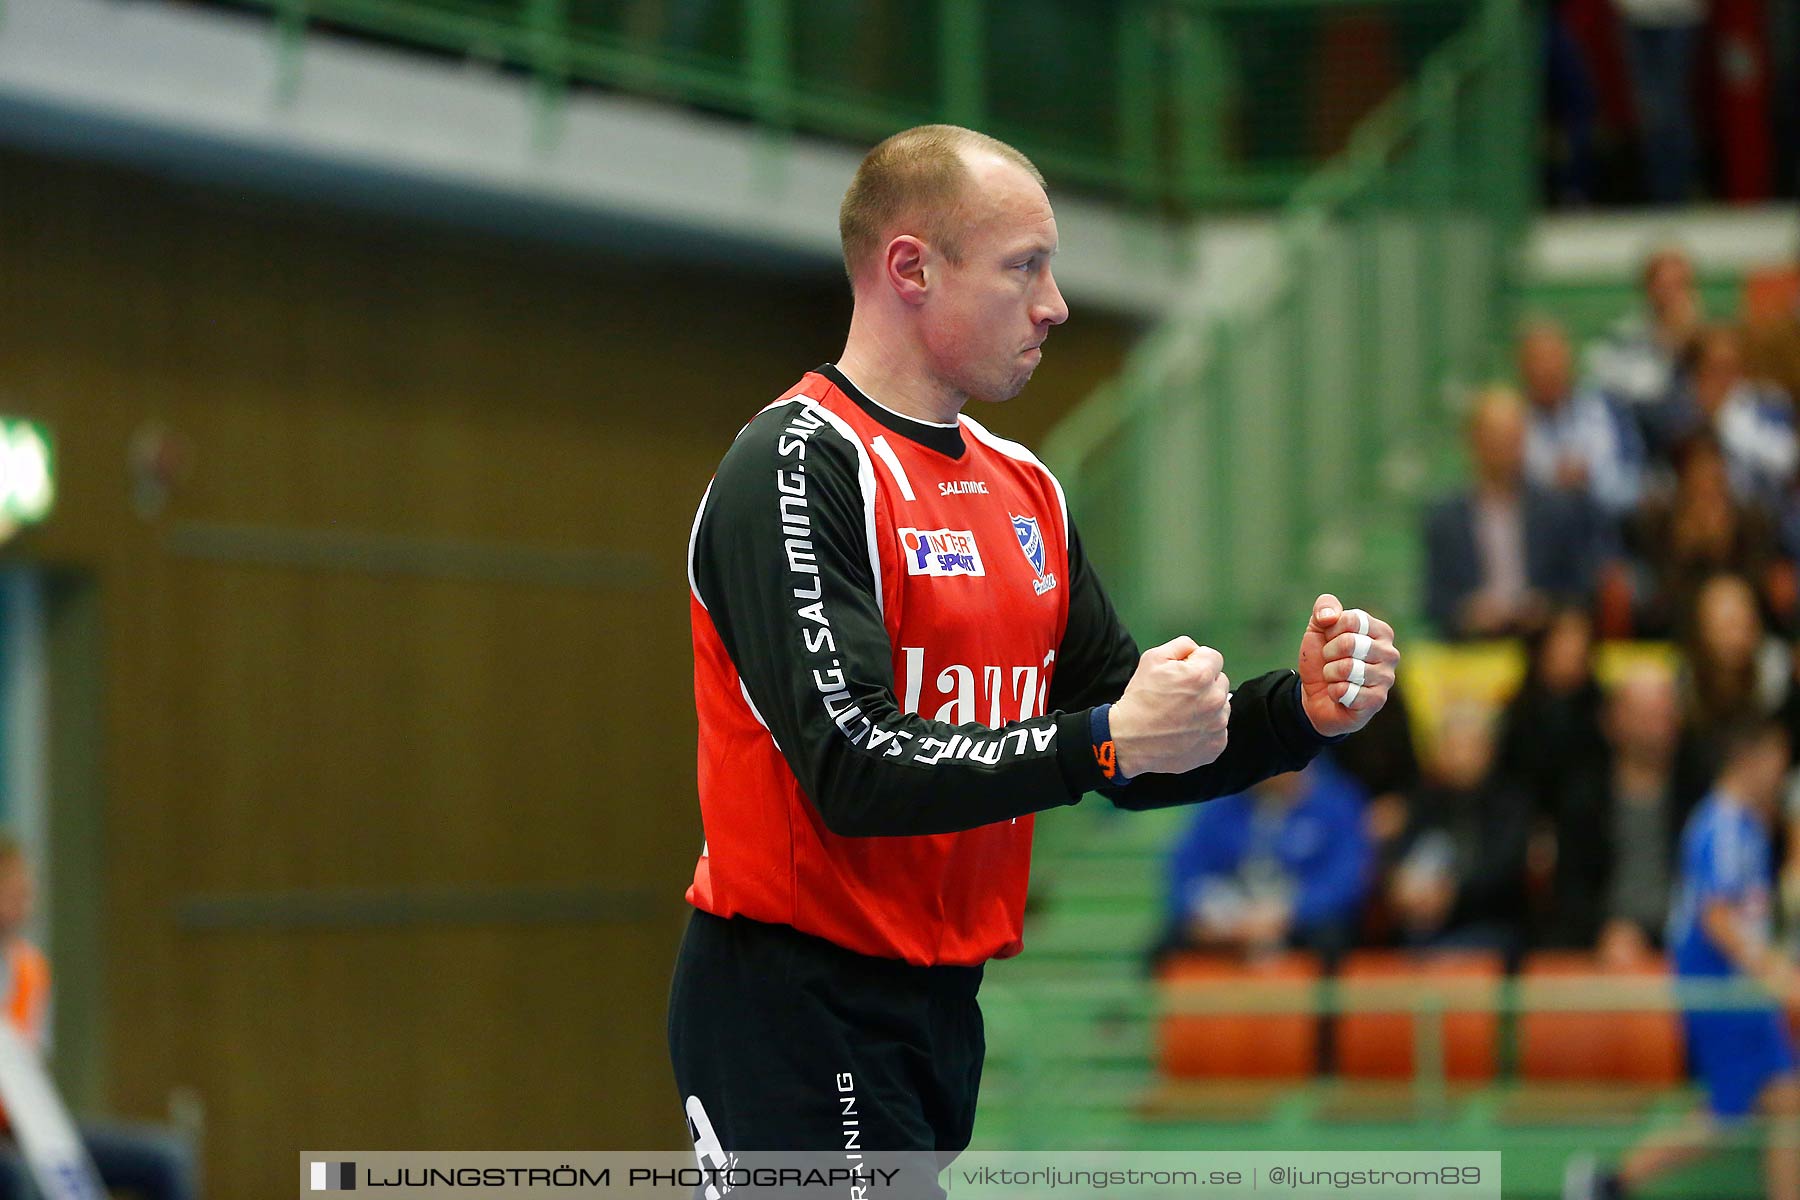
(838, 124), (1046, 284)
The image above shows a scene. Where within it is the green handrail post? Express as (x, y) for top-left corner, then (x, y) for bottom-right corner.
(1130, 362), (1170, 630)
(526, 0), (570, 153)
(1412, 989), (1448, 1117)
(1281, 267), (1313, 601)
(1474, 24), (1509, 356)
(1497, 975), (1521, 1079)
(1468, 0), (1531, 350)
(1413, 57), (1456, 452)
(1115, 0), (1162, 209)
(1171, 3), (1232, 211)
(745, 0), (794, 131)
(1352, 187), (1384, 495)
(744, 0), (795, 196)
(1499, 0), (1535, 315)
(274, 0), (308, 106)
(1204, 321), (1238, 638)
(937, 0), (986, 129)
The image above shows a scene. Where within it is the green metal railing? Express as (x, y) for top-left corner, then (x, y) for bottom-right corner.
(975, 972), (1793, 1195)
(1041, 0), (1532, 665)
(225, 0), (1480, 209)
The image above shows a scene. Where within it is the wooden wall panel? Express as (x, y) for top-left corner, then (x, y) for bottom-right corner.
(0, 146), (1134, 1197)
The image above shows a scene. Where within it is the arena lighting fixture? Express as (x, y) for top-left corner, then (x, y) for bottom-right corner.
(0, 419), (55, 543)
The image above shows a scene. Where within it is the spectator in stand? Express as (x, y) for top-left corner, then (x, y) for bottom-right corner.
(1341, 685), (1423, 946)
(1333, 681), (1420, 808)
(1491, 606), (1608, 949)
(1613, 0), (1706, 205)
(1629, 433), (1784, 636)
(1586, 245), (1704, 448)
(1676, 573), (1792, 810)
(1741, 270), (1800, 568)
(1600, 666), (1689, 961)
(1520, 318), (1646, 520)
(1541, 664), (1688, 958)
(1388, 703), (1533, 964)
(1663, 325), (1799, 509)
(1424, 387), (1604, 640)
(1153, 760), (1371, 970)
(1495, 606), (1608, 816)
(1771, 643), (1800, 935)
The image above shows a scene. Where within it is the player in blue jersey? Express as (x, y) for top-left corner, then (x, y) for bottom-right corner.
(1566, 721), (1800, 1200)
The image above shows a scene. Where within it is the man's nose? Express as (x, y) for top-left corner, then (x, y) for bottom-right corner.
(1037, 271), (1069, 327)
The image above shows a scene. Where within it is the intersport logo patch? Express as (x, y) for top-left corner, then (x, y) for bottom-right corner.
(899, 528), (985, 578)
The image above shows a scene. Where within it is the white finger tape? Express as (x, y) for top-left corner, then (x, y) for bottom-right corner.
(1348, 659), (1367, 686)
(1351, 633), (1373, 662)
(1339, 680), (1362, 708)
(1351, 609), (1369, 636)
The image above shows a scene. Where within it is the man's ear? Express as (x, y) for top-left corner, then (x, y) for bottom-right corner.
(884, 236), (930, 307)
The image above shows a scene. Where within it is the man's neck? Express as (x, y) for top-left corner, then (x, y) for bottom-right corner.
(1714, 784), (1758, 817)
(838, 320), (965, 426)
(1650, 308), (1690, 348)
(1475, 477), (1519, 504)
(1614, 756), (1670, 797)
(1533, 390), (1571, 417)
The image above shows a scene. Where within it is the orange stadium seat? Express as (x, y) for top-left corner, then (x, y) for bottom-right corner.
(1335, 950), (1503, 1082)
(1518, 952), (1684, 1085)
(1156, 953), (1321, 1079)
(1744, 266), (1800, 327)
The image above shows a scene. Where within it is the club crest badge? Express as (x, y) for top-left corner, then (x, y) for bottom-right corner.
(1011, 514), (1058, 596)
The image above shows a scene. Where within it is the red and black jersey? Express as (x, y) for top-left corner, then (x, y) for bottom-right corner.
(685, 365), (1331, 966)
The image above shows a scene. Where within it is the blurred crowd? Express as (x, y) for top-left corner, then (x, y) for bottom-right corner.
(1545, 0), (1799, 206)
(1153, 242), (1800, 976)
(1153, 619), (1800, 975)
(1427, 244), (1800, 647)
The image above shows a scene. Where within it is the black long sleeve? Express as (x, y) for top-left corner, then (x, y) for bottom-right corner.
(1047, 523), (1340, 810)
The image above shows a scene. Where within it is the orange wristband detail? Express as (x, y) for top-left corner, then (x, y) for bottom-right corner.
(1094, 739), (1118, 780)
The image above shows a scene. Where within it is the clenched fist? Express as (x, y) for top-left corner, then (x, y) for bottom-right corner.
(1297, 592), (1399, 738)
(1108, 636), (1232, 778)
